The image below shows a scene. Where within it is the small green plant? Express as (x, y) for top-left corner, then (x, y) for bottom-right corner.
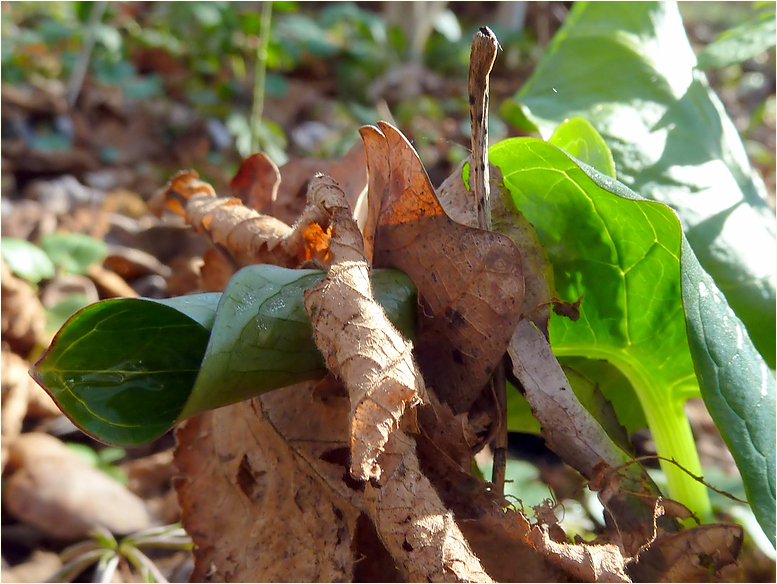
(65, 443), (128, 485)
(48, 524), (192, 583)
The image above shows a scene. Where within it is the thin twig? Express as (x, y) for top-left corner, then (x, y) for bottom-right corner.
(468, 26), (499, 231)
(468, 26), (507, 495)
(66, 0), (108, 107)
(250, 0), (274, 154)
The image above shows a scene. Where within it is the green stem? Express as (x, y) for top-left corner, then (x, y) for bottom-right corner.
(557, 347), (712, 523)
(250, 1), (273, 155)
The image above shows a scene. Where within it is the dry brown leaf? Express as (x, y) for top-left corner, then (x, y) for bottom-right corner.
(174, 386), (358, 583)
(301, 175), (426, 482)
(1, 259), (46, 356)
(154, 169), (297, 267)
(437, 162), (555, 337)
(274, 140), (368, 226)
(361, 121), (525, 414)
(649, 524), (743, 583)
(529, 525), (631, 583)
(229, 152), (281, 214)
(198, 248), (235, 292)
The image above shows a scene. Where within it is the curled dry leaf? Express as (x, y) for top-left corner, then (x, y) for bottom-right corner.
(360, 122), (525, 414)
(301, 175), (426, 482)
(154, 170), (297, 268)
(364, 431), (493, 583)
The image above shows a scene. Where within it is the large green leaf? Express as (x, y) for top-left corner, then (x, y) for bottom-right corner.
(681, 237), (776, 545)
(31, 267), (417, 447)
(490, 136), (775, 541)
(501, 1), (776, 369)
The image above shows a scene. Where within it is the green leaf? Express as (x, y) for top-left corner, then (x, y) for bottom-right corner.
(45, 293), (93, 333)
(31, 298), (211, 446)
(681, 237), (776, 545)
(502, 1), (776, 369)
(696, 9), (777, 69)
(39, 232), (108, 275)
(491, 137), (708, 518)
(1, 237), (56, 283)
(491, 136), (775, 541)
(31, 268), (417, 447)
(548, 117), (616, 179)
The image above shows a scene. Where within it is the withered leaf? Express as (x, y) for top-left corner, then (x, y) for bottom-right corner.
(174, 385), (358, 583)
(301, 175), (426, 482)
(156, 170), (297, 268)
(360, 122), (525, 414)
(229, 152), (281, 214)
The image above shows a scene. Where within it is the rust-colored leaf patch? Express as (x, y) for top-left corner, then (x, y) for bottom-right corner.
(229, 152), (281, 214)
(360, 122), (525, 414)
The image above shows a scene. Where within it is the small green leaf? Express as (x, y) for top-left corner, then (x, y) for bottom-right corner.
(31, 268), (417, 447)
(31, 298), (211, 446)
(548, 117), (616, 179)
(1, 237), (55, 283)
(45, 293), (93, 332)
(39, 232), (108, 275)
(696, 9), (776, 69)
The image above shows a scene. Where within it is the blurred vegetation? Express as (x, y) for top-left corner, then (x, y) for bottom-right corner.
(2, 1), (772, 192)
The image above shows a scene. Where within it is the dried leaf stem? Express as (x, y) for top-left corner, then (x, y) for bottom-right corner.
(469, 26), (508, 495)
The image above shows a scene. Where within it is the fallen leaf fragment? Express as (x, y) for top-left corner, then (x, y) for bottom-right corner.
(301, 175), (426, 481)
(646, 524), (743, 583)
(1, 259), (46, 356)
(229, 152), (281, 214)
(365, 431), (493, 583)
(4, 433), (152, 539)
(1, 351), (29, 472)
(174, 388), (358, 583)
(361, 122), (524, 414)
(529, 525), (631, 583)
